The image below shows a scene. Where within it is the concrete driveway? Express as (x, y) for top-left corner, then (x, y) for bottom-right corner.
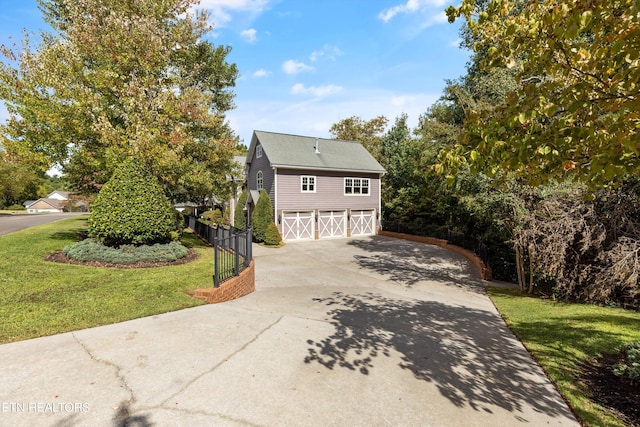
(0, 212), (85, 236)
(0, 236), (578, 426)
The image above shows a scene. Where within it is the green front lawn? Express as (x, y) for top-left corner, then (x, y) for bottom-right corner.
(487, 287), (640, 427)
(0, 215), (210, 344)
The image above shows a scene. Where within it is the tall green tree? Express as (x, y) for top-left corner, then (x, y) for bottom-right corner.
(0, 153), (39, 208)
(329, 115), (388, 162)
(444, 0), (640, 187)
(252, 189), (273, 243)
(0, 0), (239, 201)
(233, 189), (248, 230)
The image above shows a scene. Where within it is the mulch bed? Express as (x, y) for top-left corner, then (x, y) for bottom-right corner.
(44, 249), (199, 269)
(580, 354), (640, 426)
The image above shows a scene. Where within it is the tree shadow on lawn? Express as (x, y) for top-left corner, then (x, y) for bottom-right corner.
(348, 236), (484, 291)
(48, 228), (87, 242)
(305, 291), (575, 419)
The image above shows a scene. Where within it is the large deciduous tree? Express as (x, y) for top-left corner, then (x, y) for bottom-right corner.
(329, 115), (388, 162)
(443, 0), (640, 188)
(0, 0), (239, 202)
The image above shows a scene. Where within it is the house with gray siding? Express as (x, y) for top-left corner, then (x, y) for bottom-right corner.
(245, 130), (385, 241)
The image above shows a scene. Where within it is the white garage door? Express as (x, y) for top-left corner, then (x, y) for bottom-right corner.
(282, 211), (315, 241)
(318, 210), (347, 239)
(350, 209), (376, 236)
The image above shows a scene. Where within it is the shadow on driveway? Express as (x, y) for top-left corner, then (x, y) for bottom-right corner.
(305, 291), (569, 419)
(347, 235), (484, 290)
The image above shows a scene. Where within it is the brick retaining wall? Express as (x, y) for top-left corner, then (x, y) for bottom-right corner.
(378, 230), (492, 281)
(194, 259), (256, 304)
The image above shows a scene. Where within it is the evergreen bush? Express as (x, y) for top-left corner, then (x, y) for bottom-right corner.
(63, 239), (189, 264)
(252, 189), (273, 242)
(88, 158), (178, 246)
(234, 189), (248, 229)
(264, 221), (282, 247)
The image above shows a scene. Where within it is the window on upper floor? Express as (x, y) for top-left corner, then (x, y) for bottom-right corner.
(256, 144), (263, 159)
(301, 175), (316, 193)
(344, 177), (370, 196)
(257, 170), (263, 191)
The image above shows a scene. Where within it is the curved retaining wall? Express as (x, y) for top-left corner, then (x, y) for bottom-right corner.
(194, 259), (255, 304)
(378, 230), (493, 281)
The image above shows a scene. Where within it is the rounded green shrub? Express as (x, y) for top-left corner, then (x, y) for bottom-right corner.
(88, 158), (178, 246)
(63, 239), (189, 264)
(264, 221), (282, 247)
(252, 189), (273, 243)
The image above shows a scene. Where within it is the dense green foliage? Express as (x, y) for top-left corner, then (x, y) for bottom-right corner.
(252, 189), (273, 243)
(264, 222), (282, 247)
(63, 239), (188, 264)
(201, 209), (223, 226)
(88, 158), (178, 246)
(0, 0), (239, 203)
(613, 341), (640, 383)
(444, 0), (640, 188)
(0, 154), (38, 208)
(234, 189), (248, 230)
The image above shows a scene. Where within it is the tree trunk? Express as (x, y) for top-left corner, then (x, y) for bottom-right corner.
(527, 246), (535, 294)
(515, 244), (526, 292)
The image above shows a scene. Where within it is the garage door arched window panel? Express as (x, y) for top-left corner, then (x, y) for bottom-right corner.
(257, 170), (263, 191)
(344, 177), (370, 196)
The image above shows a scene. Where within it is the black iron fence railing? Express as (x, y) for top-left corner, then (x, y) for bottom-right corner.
(184, 215), (252, 288)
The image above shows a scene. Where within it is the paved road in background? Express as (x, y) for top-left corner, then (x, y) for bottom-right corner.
(0, 236), (578, 426)
(0, 212), (85, 237)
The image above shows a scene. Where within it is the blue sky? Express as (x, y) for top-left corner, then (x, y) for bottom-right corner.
(0, 0), (471, 146)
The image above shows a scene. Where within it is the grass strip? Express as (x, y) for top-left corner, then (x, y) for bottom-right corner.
(487, 287), (640, 427)
(0, 215), (210, 344)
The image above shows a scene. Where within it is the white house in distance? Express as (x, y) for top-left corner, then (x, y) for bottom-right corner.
(24, 191), (70, 214)
(245, 130), (385, 242)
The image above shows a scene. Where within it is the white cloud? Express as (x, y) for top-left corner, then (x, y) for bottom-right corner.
(378, 0), (448, 23)
(309, 45), (343, 62)
(240, 28), (257, 42)
(282, 59), (314, 75)
(198, 0), (271, 27)
(252, 69), (270, 77)
(291, 83), (342, 98)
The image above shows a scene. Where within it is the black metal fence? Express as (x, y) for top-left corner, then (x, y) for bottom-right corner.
(185, 216), (252, 288)
(383, 220), (489, 266)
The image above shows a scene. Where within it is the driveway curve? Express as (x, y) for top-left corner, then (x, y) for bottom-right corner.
(0, 236), (578, 426)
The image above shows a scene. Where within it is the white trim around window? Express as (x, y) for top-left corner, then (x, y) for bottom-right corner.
(344, 177), (370, 196)
(301, 175), (316, 193)
(256, 144), (263, 158)
(257, 170), (263, 191)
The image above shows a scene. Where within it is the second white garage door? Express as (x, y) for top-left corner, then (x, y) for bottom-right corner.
(318, 210), (347, 239)
(281, 211), (314, 241)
